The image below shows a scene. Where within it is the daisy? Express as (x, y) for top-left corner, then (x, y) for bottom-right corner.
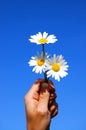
(29, 32), (58, 44)
(28, 52), (49, 74)
(46, 54), (69, 81)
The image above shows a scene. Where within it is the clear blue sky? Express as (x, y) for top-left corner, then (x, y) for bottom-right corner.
(0, 0), (86, 130)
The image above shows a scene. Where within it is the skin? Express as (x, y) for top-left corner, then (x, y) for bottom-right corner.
(24, 79), (58, 130)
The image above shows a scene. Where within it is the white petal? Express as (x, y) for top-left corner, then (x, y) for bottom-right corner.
(47, 35), (58, 43)
(47, 70), (52, 75)
(52, 71), (55, 78)
(28, 60), (37, 66)
(36, 32), (42, 39)
(59, 70), (68, 77)
(47, 35), (56, 39)
(47, 71), (52, 78)
(39, 68), (42, 74)
(31, 56), (36, 60)
(43, 32), (48, 38)
(53, 72), (60, 81)
(35, 67), (40, 73)
(32, 66), (38, 72)
(53, 54), (57, 63)
(30, 35), (37, 39)
(47, 39), (57, 43)
(29, 39), (37, 43)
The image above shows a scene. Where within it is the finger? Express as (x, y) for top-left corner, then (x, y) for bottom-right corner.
(51, 109), (58, 118)
(35, 78), (45, 84)
(49, 102), (58, 118)
(38, 83), (50, 112)
(36, 79), (56, 94)
(39, 82), (50, 93)
(49, 98), (56, 106)
(48, 80), (55, 93)
(30, 82), (40, 94)
(50, 93), (57, 100)
(49, 99), (53, 106)
(39, 83), (50, 105)
(38, 91), (50, 114)
(35, 79), (49, 93)
(31, 78), (45, 93)
(26, 80), (41, 98)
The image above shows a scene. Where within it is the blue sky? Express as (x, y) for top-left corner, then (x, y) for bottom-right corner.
(0, 0), (86, 130)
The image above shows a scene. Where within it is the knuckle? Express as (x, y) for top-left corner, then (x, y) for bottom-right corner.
(50, 93), (57, 100)
(37, 108), (48, 116)
(40, 91), (50, 100)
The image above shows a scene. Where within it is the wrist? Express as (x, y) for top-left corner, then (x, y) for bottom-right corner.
(27, 123), (50, 130)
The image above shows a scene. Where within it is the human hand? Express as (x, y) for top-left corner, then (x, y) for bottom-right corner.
(24, 79), (58, 130)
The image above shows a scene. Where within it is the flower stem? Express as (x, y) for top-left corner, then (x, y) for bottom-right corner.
(42, 44), (45, 57)
(42, 44), (48, 81)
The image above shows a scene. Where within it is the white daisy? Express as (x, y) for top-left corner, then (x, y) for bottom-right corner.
(28, 52), (49, 74)
(46, 54), (69, 81)
(29, 32), (58, 44)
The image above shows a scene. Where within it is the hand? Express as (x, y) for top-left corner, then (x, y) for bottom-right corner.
(24, 79), (58, 130)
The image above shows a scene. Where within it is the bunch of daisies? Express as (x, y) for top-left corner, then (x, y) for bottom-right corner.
(28, 32), (69, 82)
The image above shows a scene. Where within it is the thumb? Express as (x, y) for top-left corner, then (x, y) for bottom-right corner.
(38, 83), (50, 112)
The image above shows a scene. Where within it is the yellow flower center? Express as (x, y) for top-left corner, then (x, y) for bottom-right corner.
(38, 38), (48, 44)
(37, 59), (45, 66)
(52, 63), (60, 72)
